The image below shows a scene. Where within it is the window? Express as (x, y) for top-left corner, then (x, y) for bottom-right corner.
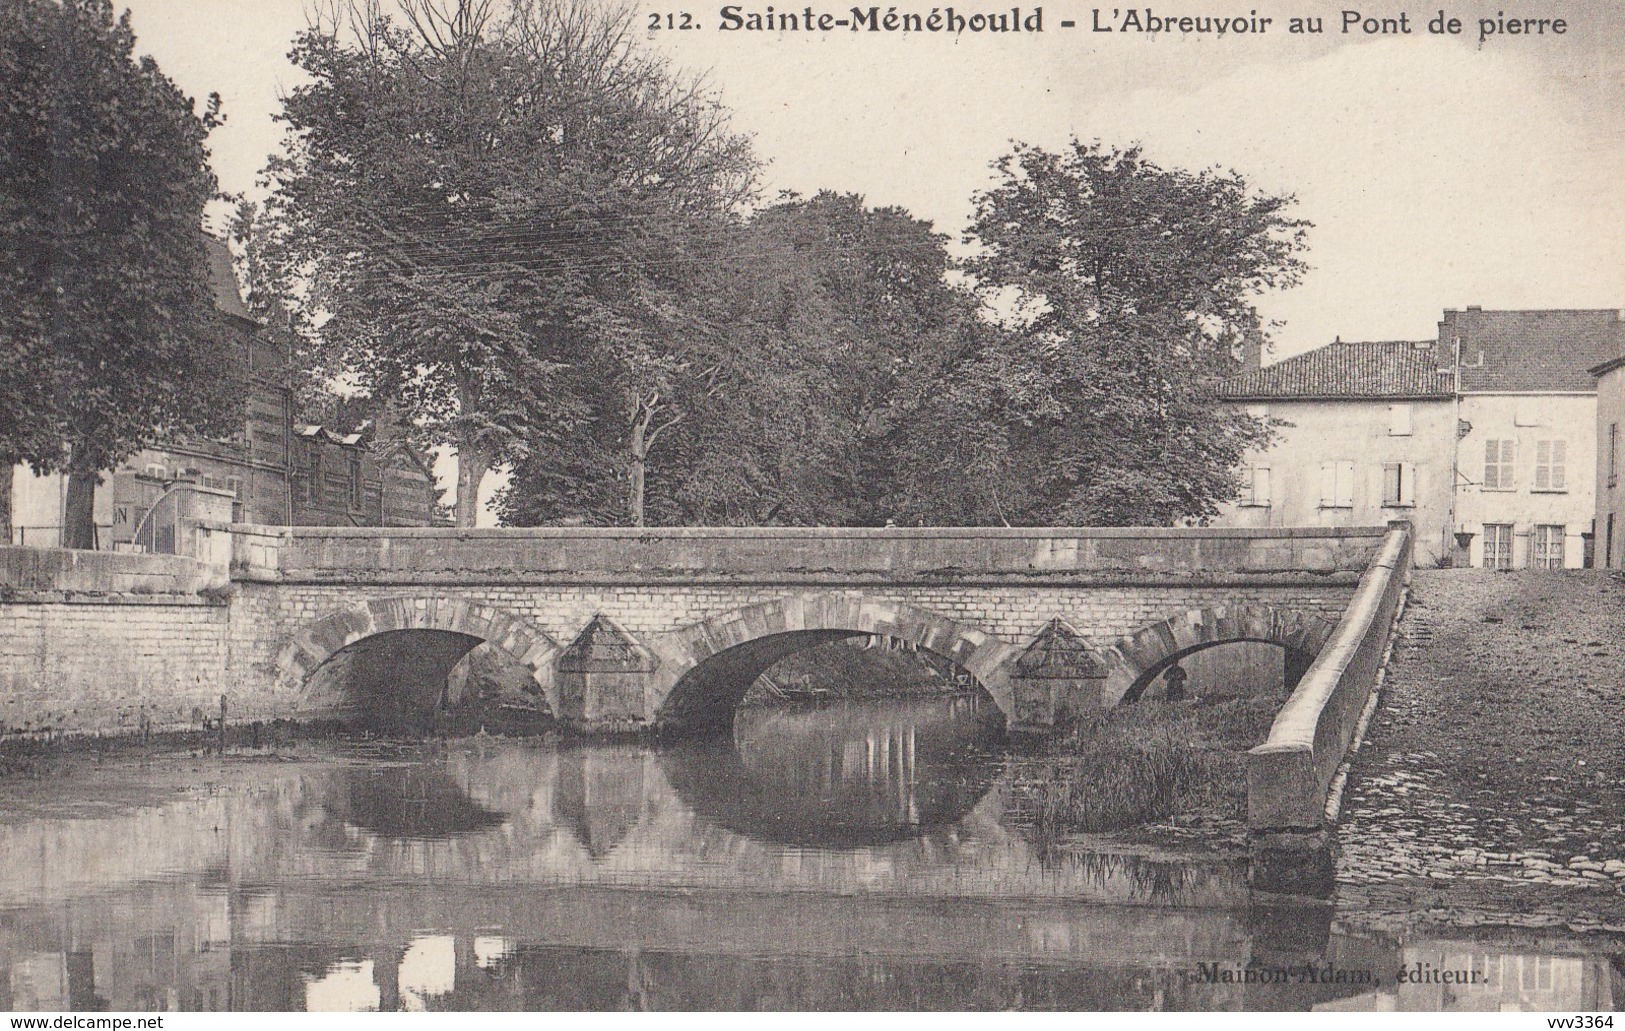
(1533, 440), (1566, 491)
(1483, 439), (1515, 490)
(349, 457), (364, 510)
(1382, 462), (1416, 507)
(1532, 525), (1565, 569)
(1240, 464), (1271, 507)
(1318, 460), (1355, 509)
(1609, 423), (1618, 488)
(1387, 404), (1412, 436)
(1483, 523), (1514, 570)
(304, 446), (319, 505)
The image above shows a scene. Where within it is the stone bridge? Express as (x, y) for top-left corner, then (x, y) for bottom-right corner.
(219, 525), (1391, 735)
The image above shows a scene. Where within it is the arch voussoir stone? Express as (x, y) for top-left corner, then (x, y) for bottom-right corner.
(1104, 604), (1339, 706)
(278, 596), (560, 701)
(653, 592), (1019, 731)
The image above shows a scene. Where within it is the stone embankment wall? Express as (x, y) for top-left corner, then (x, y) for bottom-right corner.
(1245, 525), (1412, 891)
(0, 547), (231, 738)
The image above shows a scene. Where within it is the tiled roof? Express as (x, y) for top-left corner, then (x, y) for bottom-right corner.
(1219, 341), (1454, 400)
(203, 236), (254, 322)
(1444, 309), (1624, 393)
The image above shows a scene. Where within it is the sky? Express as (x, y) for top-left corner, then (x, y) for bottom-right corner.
(106, 0), (1625, 514)
(115, 0), (1625, 361)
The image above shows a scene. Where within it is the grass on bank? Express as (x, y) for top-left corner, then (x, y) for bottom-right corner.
(1012, 694), (1282, 837)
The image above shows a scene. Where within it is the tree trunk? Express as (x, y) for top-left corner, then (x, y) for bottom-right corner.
(454, 447), (488, 528)
(626, 392), (679, 530)
(63, 469), (100, 550)
(0, 462), (12, 546)
(628, 447), (646, 528)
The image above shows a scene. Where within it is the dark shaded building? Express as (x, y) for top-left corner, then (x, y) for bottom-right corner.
(8, 237), (439, 549)
(290, 424), (440, 528)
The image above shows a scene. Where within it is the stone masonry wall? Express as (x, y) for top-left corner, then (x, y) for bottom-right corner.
(0, 596), (229, 738)
(225, 580), (1358, 724)
(0, 529), (1378, 739)
(0, 547), (236, 739)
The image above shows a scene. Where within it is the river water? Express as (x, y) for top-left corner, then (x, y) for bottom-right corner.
(0, 696), (1617, 1011)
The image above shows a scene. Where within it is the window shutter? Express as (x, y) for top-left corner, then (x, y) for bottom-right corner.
(1400, 462), (1416, 505)
(1253, 465), (1271, 506)
(1319, 461), (1335, 507)
(1388, 404), (1412, 436)
(1337, 460), (1355, 508)
(1534, 440), (1550, 489)
(1553, 440), (1566, 489)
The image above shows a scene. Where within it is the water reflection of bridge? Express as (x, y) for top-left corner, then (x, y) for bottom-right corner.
(0, 725), (1265, 1012)
(0, 729), (1248, 911)
(0, 879), (1273, 1011)
(0, 722), (1619, 1011)
(6, 878), (1618, 1012)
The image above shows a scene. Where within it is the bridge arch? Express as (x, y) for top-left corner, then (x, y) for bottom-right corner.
(1105, 604), (1337, 706)
(653, 593), (1021, 734)
(278, 597), (560, 722)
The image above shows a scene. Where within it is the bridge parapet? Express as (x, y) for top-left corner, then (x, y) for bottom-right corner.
(226, 525), (1390, 586)
(1247, 524), (1413, 894)
(0, 545), (228, 598)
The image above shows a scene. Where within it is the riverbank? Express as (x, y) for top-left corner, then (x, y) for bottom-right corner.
(1007, 693), (1280, 854)
(1336, 568), (1625, 932)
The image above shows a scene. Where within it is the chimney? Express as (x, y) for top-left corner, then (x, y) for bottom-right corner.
(1240, 335), (1262, 371)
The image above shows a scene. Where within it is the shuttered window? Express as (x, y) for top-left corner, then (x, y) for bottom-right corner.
(1382, 462), (1416, 507)
(1241, 465), (1271, 507)
(1483, 440), (1515, 490)
(1533, 440), (1566, 491)
(1319, 460), (1355, 509)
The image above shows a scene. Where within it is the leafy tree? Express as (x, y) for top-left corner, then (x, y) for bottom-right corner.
(254, 0), (756, 526)
(0, 0), (234, 546)
(496, 191), (986, 527)
(899, 140), (1308, 526)
(495, 211), (827, 526)
(738, 192), (985, 526)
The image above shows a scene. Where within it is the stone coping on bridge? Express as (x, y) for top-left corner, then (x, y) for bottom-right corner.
(1246, 525), (1412, 837)
(226, 523), (1393, 586)
(232, 524), (1392, 539)
(0, 545), (228, 599)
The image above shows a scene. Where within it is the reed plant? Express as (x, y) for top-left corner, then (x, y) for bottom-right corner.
(1018, 695), (1278, 836)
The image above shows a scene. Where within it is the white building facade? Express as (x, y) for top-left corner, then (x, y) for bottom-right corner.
(1216, 308), (1624, 569)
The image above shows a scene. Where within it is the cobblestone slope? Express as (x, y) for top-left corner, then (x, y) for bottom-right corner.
(1336, 569), (1625, 930)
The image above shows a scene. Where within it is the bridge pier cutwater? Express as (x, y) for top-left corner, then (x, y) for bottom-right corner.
(0, 523), (1411, 874)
